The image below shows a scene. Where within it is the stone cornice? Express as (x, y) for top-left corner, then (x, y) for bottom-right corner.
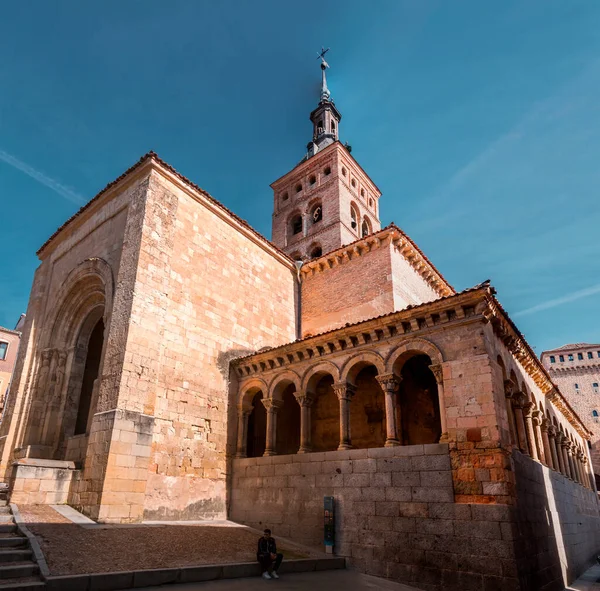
(482, 294), (592, 439)
(547, 364), (600, 374)
(300, 225), (454, 298)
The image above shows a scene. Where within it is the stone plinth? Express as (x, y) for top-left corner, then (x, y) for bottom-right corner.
(10, 458), (78, 505)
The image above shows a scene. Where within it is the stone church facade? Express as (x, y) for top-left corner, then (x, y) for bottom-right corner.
(0, 59), (598, 590)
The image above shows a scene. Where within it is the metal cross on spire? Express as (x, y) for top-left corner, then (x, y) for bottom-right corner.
(316, 46), (331, 101)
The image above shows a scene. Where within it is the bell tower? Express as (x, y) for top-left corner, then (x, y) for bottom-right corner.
(271, 49), (382, 260)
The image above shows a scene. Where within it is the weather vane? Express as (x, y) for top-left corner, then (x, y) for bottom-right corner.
(317, 46), (330, 70)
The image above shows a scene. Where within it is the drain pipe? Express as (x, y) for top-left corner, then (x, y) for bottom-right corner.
(294, 260), (303, 341)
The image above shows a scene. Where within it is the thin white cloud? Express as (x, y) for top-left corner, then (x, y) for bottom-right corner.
(513, 284), (600, 318)
(0, 149), (84, 205)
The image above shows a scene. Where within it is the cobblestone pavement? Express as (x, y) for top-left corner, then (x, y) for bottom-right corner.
(567, 564), (600, 590)
(137, 571), (422, 591)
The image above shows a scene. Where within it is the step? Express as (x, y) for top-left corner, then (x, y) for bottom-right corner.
(0, 540), (27, 550)
(0, 578), (45, 590)
(0, 502), (8, 508)
(0, 552), (31, 565)
(0, 518), (14, 526)
(0, 509), (11, 516)
(0, 528), (16, 536)
(0, 564), (39, 580)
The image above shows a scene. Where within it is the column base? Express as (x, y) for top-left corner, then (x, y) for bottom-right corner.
(235, 453), (247, 459)
(263, 450), (277, 457)
(297, 447), (312, 454)
(439, 433), (449, 443)
(337, 443), (353, 451)
(385, 439), (401, 447)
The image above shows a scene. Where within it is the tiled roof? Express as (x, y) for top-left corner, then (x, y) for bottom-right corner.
(543, 343), (600, 353)
(0, 326), (21, 337)
(37, 152), (295, 263)
(233, 280), (490, 362)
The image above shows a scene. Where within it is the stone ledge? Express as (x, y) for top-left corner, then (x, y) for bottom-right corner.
(13, 458), (76, 470)
(43, 557), (346, 590)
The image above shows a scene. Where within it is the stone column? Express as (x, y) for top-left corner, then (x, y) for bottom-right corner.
(235, 405), (252, 458)
(262, 399), (283, 456)
(333, 382), (356, 451)
(294, 392), (313, 454)
(553, 432), (566, 476)
(513, 395), (530, 455)
(523, 402), (538, 461)
(531, 410), (546, 465)
(566, 442), (577, 483)
(560, 436), (572, 479)
(583, 456), (595, 490)
(429, 364), (448, 443)
(541, 419), (554, 470)
(376, 374), (401, 447)
(575, 451), (585, 486)
(504, 380), (518, 447)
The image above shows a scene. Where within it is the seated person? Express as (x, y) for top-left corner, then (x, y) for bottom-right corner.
(257, 528), (283, 579)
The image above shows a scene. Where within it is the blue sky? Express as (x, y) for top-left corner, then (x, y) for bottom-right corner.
(0, 1), (598, 353)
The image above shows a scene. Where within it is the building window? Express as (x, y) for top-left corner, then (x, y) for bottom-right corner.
(361, 188), (365, 198)
(342, 167), (347, 177)
(331, 121), (336, 134)
(351, 179), (357, 189)
(311, 204), (323, 224)
(589, 352), (593, 359)
(310, 245), (322, 259)
(559, 355), (564, 362)
(578, 353), (584, 360)
(593, 383), (599, 393)
(0, 342), (7, 361)
(281, 192), (289, 202)
(324, 166), (331, 176)
(295, 184), (302, 193)
(575, 383), (580, 393)
(369, 198), (374, 208)
(593, 411), (599, 423)
(550, 356), (556, 363)
(598, 351), (600, 358)
(568, 354), (574, 361)
(309, 175), (316, 186)
(291, 215), (302, 235)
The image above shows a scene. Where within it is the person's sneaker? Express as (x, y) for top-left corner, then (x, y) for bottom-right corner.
(271, 571), (280, 579)
(262, 572), (272, 580)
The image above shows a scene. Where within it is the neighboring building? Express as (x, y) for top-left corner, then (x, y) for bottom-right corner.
(0, 55), (598, 591)
(541, 343), (600, 483)
(0, 324), (22, 415)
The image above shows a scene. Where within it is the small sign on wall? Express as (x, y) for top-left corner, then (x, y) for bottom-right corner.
(324, 496), (334, 553)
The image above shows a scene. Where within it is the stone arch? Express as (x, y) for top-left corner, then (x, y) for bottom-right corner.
(301, 361), (341, 393)
(239, 378), (268, 409)
(268, 371), (301, 400)
(385, 338), (444, 374)
(26, 258), (114, 456)
(340, 351), (385, 386)
(246, 389), (267, 458)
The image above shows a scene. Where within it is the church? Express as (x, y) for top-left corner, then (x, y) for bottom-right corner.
(0, 55), (598, 590)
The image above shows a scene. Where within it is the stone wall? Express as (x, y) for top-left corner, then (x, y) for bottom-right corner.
(129, 171), (297, 521)
(10, 458), (77, 505)
(230, 446), (600, 591)
(512, 450), (600, 591)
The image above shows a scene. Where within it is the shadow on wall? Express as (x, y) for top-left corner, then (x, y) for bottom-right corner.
(511, 450), (600, 590)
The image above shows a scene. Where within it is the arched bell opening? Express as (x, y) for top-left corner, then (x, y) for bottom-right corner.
(247, 390), (267, 458)
(396, 354), (441, 445)
(309, 374), (338, 452)
(349, 365), (385, 449)
(275, 384), (300, 455)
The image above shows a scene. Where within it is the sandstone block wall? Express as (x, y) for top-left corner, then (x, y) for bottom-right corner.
(231, 446), (600, 591)
(10, 459), (76, 505)
(124, 171), (297, 521)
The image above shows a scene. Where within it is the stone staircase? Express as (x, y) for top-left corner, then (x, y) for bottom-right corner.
(0, 488), (44, 590)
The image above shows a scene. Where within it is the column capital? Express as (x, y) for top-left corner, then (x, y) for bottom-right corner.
(294, 392), (314, 407)
(332, 382), (356, 401)
(531, 409), (543, 426)
(541, 418), (551, 432)
(237, 404), (253, 417)
(547, 424), (557, 438)
(261, 398), (284, 412)
(428, 364), (443, 385)
(504, 378), (517, 398)
(376, 373), (401, 393)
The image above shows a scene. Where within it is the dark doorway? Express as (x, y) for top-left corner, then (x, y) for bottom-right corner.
(399, 355), (441, 445)
(276, 385), (300, 455)
(74, 318), (104, 435)
(247, 391), (267, 458)
(350, 365), (386, 449)
(311, 375), (339, 452)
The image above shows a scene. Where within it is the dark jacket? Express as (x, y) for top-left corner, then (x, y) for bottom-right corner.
(257, 537), (277, 559)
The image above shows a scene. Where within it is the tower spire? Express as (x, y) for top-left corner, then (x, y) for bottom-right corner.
(306, 47), (341, 159)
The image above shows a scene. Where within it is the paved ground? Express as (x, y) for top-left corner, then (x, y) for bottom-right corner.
(137, 571), (422, 591)
(567, 564), (600, 590)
